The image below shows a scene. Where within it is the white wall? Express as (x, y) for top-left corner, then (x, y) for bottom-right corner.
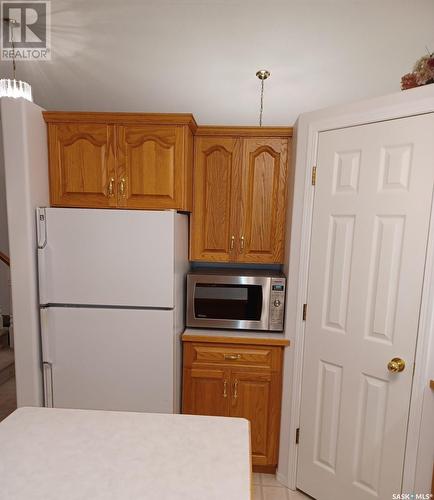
(1, 97), (49, 407)
(0, 117), (10, 316)
(0, 0), (433, 125)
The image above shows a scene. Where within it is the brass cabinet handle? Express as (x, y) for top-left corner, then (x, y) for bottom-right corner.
(223, 379), (228, 398)
(119, 178), (126, 198)
(224, 353), (241, 361)
(387, 357), (406, 373)
(107, 177), (115, 197)
(240, 235), (245, 250)
(233, 379), (238, 399)
(230, 235), (235, 251)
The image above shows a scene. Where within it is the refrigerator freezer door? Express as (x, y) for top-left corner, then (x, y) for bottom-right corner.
(38, 208), (178, 308)
(41, 307), (177, 413)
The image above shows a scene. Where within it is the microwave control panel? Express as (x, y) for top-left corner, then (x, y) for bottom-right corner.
(269, 277), (286, 331)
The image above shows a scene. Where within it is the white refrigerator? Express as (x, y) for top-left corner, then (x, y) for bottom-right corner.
(37, 208), (188, 414)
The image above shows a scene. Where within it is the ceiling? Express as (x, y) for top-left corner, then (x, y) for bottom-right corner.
(1, 0), (433, 125)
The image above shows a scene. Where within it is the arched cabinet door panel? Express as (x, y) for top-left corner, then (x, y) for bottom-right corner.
(238, 138), (289, 264)
(190, 137), (242, 262)
(48, 123), (116, 208)
(117, 125), (186, 210)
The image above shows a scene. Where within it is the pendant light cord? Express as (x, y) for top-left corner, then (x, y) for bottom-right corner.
(256, 70), (270, 127)
(259, 78), (265, 127)
(10, 19), (16, 80)
(4, 18), (17, 80)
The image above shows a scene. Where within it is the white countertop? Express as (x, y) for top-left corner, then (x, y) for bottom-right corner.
(0, 407), (251, 500)
(183, 327), (288, 341)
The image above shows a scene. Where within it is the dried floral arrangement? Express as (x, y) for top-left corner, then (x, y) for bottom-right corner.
(401, 52), (434, 90)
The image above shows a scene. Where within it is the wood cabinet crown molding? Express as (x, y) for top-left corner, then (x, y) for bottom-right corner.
(43, 112), (198, 134)
(195, 126), (293, 137)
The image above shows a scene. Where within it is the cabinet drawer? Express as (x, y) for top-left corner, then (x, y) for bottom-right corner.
(191, 344), (273, 368)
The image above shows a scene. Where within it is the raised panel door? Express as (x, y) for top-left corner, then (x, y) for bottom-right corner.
(48, 123), (116, 208)
(297, 114), (434, 500)
(238, 138), (289, 263)
(182, 367), (230, 417)
(190, 137), (242, 261)
(117, 125), (184, 209)
(230, 370), (280, 467)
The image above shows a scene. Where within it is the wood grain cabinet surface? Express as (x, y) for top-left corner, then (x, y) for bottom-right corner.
(190, 127), (292, 264)
(182, 335), (289, 472)
(44, 112), (196, 211)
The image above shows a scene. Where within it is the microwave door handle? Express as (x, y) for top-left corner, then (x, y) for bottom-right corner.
(263, 279), (272, 330)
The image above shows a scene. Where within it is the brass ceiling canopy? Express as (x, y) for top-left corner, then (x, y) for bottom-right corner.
(256, 70), (271, 81)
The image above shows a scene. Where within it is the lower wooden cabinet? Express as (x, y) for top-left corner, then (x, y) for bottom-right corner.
(184, 367), (230, 417)
(182, 335), (289, 472)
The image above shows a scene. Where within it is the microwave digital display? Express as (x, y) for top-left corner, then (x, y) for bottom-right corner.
(272, 284), (284, 291)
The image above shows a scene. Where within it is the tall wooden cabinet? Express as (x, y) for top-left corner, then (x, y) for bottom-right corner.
(43, 113), (196, 211)
(190, 127), (292, 264)
(182, 335), (289, 472)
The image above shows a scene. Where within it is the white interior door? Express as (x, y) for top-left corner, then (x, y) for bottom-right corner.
(41, 307), (176, 413)
(297, 113), (434, 500)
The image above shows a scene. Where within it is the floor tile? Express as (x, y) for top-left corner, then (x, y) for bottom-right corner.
(261, 474), (285, 487)
(252, 484), (263, 500)
(253, 473), (262, 485)
(287, 490), (311, 499)
(262, 486), (289, 500)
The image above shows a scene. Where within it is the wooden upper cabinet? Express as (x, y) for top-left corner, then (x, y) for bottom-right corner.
(117, 125), (186, 209)
(190, 128), (292, 264)
(190, 137), (242, 261)
(44, 112), (196, 211)
(239, 138), (289, 263)
(47, 122), (116, 208)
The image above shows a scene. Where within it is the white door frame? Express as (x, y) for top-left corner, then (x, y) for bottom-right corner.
(282, 85), (434, 492)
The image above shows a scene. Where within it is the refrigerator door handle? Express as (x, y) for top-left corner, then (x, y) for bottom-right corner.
(40, 308), (51, 361)
(36, 207), (47, 249)
(42, 361), (54, 408)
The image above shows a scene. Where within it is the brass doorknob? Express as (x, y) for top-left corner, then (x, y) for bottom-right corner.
(387, 357), (406, 373)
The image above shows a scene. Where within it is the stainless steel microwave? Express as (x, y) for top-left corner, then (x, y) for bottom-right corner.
(186, 269), (286, 332)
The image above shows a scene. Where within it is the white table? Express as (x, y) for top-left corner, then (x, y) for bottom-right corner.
(0, 407), (251, 500)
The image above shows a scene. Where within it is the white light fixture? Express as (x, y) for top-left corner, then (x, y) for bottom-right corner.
(0, 18), (33, 102)
(0, 79), (32, 101)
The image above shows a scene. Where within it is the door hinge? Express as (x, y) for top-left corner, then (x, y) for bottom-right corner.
(311, 166), (317, 186)
(296, 428), (300, 444)
(302, 304), (307, 321)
